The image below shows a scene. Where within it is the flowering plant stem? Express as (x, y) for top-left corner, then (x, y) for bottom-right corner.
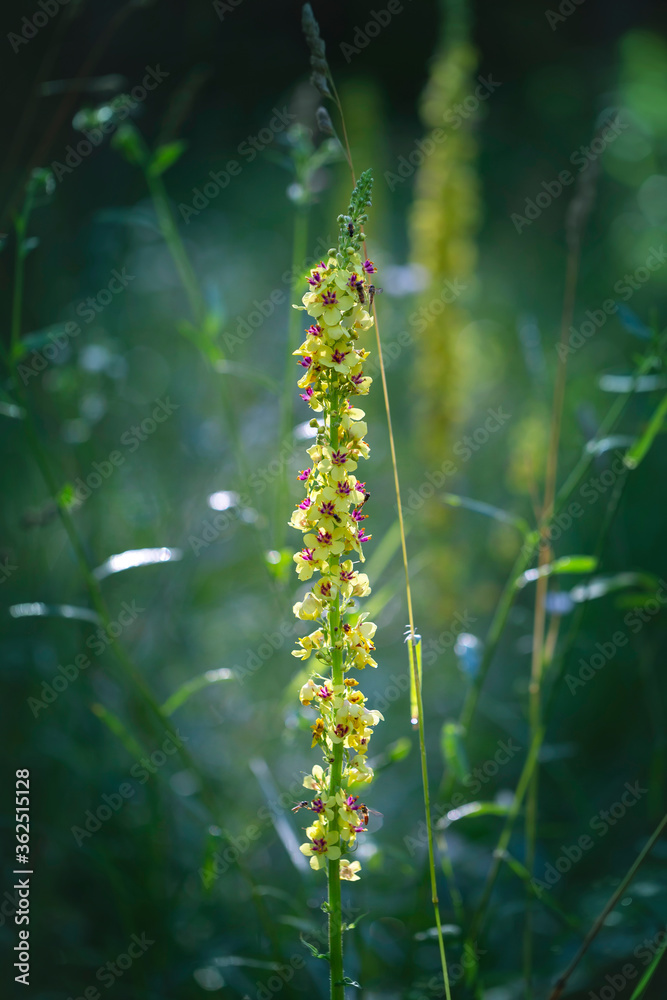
(329, 69), (453, 1000)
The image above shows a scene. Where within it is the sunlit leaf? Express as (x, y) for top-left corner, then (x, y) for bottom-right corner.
(437, 801), (512, 828)
(569, 571), (658, 604)
(598, 373), (667, 393)
(442, 493), (530, 535)
(93, 547), (183, 581)
(516, 555), (598, 589)
(585, 434), (635, 457)
(9, 602), (100, 624)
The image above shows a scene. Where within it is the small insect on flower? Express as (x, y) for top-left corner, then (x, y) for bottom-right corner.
(368, 284), (382, 307)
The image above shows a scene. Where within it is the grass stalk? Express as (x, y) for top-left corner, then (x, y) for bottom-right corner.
(524, 235), (580, 995)
(326, 67), (453, 993)
(547, 812), (667, 1000)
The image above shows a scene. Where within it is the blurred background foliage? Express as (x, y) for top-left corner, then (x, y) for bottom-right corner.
(2, 0), (667, 997)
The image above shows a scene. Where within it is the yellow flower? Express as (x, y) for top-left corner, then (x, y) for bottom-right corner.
(303, 764), (326, 791)
(310, 718), (325, 747)
(292, 629), (324, 661)
(293, 547), (318, 581)
(340, 860), (361, 881)
(293, 592), (323, 620)
(299, 823), (341, 870)
(299, 678), (318, 706)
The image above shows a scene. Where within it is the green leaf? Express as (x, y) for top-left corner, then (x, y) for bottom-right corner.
(161, 668), (233, 716)
(90, 703), (145, 759)
(569, 571), (658, 604)
(0, 399), (25, 420)
(148, 140), (188, 177)
(299, 932), (330, 961)
(436, 801), (512, 828)
(516, 555), (598, 589)
(442, 493), (530, 535)
(624, 394), (667, 469)
(56, 483), (78, 510)
(342, 912), (367, 932)
(388, 737), (412, 763)
(599, 372), (667, 393)
(629, 935), (667, 999)
(8, 602), (100, 625)
(440, 721), (469, 783)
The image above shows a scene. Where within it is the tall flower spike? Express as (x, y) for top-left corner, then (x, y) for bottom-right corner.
(291, 170), (382, 888)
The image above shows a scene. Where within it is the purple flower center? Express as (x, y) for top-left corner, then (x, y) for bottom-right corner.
(299, 356), (312, 368)
(298, 498), (312, 510)
(336, 481), (351, 495)
(306, 324), (322, 337)
(358, 527), (371, 543)
(307, 272), (322, 286)
(300, 387), (314, 401)
(301, 547), (315, 562)
(317, 530), (333, 545)
(318, 685), (332, 699)
(322, 291), (338, 306)
(340, 569), (354, 581)
(319, 581), (332, 597)
(362, 259), (376, 274)
(312, 837), (328, 854)
(319, 501), (336, 516)
(331, 450), (348, 466)
(297, 468), (311, 481)
(312, 798), (325, 813)
(332, 349), (347, 364)
(352, 508), (367, 522)
(350, 373), (364, 385)
(335, 724), (349, 738)
(346, 795), (359, 810)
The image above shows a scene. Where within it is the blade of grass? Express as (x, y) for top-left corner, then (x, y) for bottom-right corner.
(547, 812), (667, 1000)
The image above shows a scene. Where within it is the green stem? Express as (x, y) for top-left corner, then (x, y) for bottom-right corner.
(326, 382), (345, 1000)
(329, 591), (344, 1000)
(464, 729), (544, 984)
(410, 638), (452, 1000)
(145, 170), (207, 328)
